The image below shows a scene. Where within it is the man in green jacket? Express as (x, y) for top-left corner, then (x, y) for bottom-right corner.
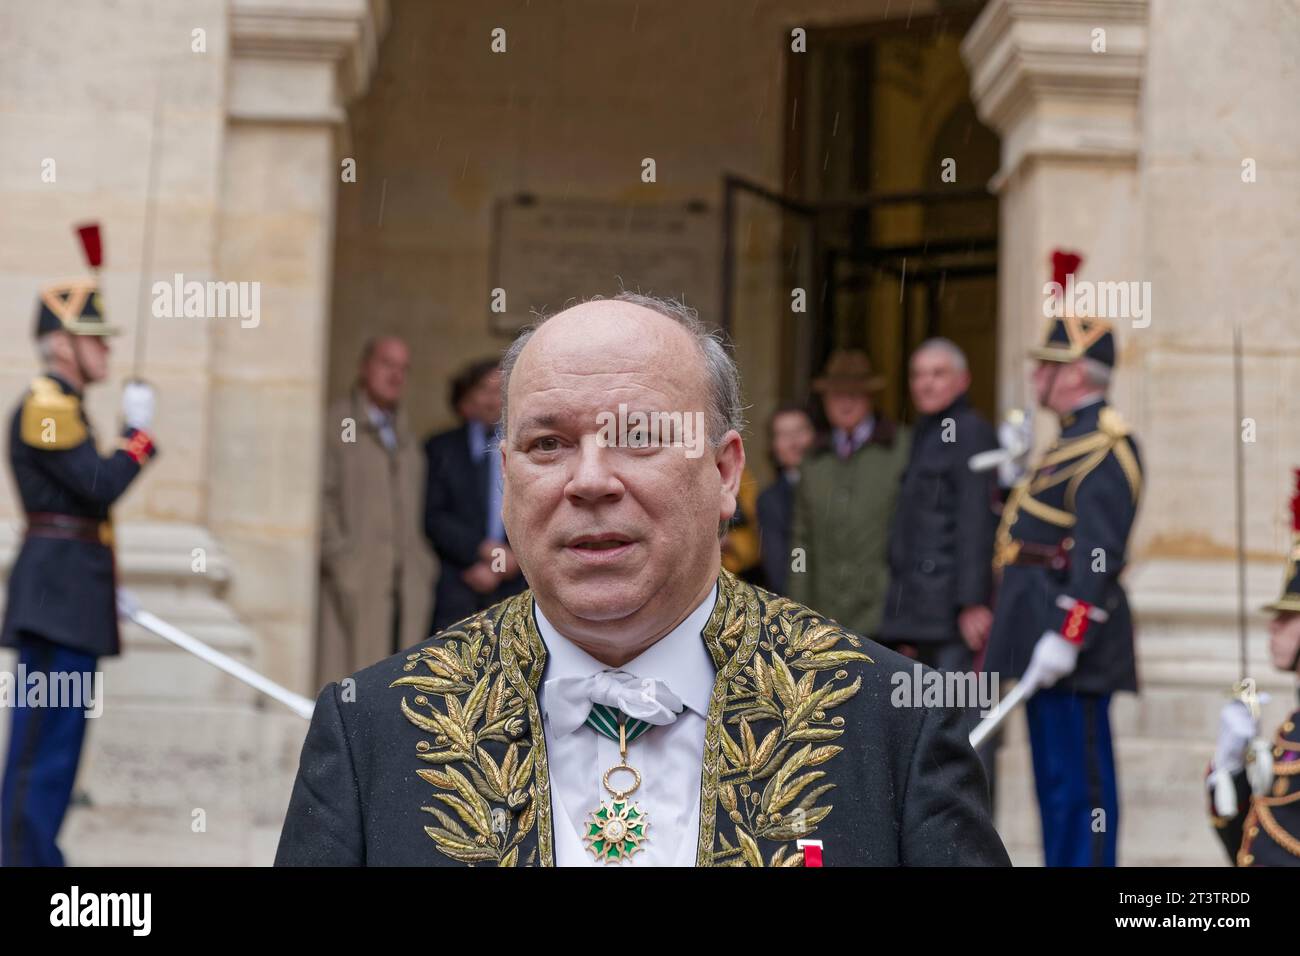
(788, 350), (910, 639)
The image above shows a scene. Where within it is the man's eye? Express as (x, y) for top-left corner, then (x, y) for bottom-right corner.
(532, 437), (561, 452)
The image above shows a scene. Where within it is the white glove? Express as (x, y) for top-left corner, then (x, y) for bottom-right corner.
(1212, 699), (1257, 776)
(996, 412), (1034, 488)
(1208, 699), (1260, 817)
(122, 381), (156, 432)
(1248, 737), (1275, 797)
(1021, 630), (1079, 691)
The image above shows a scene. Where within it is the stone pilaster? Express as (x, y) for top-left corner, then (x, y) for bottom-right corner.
(962, 0), (1148, 417)
(213, 0), (387, 696)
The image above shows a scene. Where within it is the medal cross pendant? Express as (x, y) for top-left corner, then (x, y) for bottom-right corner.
(583, 717), (650, 863)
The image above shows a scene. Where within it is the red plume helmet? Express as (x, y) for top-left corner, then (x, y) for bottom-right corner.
(75, 222), (103, 271)
(1051, 249), (1082, 295)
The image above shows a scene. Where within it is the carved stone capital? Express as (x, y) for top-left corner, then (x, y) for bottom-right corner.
(228, 0), (388, 124)
(962, 0), (1149, 189)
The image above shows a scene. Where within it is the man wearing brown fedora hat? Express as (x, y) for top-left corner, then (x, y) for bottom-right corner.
(788, 349), (909, 641)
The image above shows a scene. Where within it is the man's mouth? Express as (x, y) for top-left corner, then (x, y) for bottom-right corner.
(568, 534), (633, 551)
(565, 534), (637, 562)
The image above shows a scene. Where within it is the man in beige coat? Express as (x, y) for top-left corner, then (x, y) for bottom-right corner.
(317, 335), (437, 686)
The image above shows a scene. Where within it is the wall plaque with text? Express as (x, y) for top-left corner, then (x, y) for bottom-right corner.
(490, 196), (718, 335)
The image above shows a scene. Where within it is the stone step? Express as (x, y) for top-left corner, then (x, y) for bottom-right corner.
(994, 734), (1236, 866)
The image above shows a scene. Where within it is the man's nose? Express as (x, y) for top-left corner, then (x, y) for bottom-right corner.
(565, 435), (623, 501)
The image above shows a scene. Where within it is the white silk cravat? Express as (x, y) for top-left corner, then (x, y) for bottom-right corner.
(534, 583), (719, 867)
(544, 672), (685, 738)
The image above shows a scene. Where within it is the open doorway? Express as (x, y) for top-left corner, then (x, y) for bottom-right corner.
(722, 11), (999, 425)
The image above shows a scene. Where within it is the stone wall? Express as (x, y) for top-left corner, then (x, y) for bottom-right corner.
(327, 0), (939, 477)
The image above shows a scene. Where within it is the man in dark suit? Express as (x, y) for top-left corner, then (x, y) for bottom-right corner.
(881, 339), (998, 671)
(1, 226), (160, 866)
(277, 293), (1008, 867)
(756, 404), (815, 595)
(423, 359), (526, 634)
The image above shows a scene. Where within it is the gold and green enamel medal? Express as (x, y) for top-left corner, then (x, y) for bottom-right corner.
(583, 704), (650, 863)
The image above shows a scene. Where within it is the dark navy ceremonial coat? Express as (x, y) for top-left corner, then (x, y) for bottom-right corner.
(1, 374), (155, 657)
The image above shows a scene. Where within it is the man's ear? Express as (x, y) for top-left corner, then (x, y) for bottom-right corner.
(54, 331), (76, 360)
(716, 429), (745, 522)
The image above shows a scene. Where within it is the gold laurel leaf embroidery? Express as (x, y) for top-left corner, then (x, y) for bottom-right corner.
(736, 828), (763, 867)
(432, 793), (490, 837)
(819, 676), (862, 711)
(391, 676), (472, 694)
(463, 673), (493, 728)
(770, 654), (798, 711)
(791, 649), (874, 671)
(400, 697), (444, 735)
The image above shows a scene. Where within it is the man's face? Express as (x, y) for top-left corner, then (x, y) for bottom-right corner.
(361, 337), (410, 410)
(501, 302), (743, 637)
(910, 348), (970, 416)
(771, 410), (814, 470)
(1031, 360), (1073, 414)
(822, 390), (871, 432)
(464, 368), (503, 426)
(1268, 611), (1300, 673)
(72, 334), (110, 384)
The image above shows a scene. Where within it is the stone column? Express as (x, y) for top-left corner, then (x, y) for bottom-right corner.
(963, 0), (1149, 419)
(962, 0), (1298, 865)
(214, 0), (387, 694)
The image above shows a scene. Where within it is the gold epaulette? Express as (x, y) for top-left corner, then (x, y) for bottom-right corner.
(1029, 408), (1142, 510)
(20, 377), (87, 450)
(1098, 406), (1130, 439)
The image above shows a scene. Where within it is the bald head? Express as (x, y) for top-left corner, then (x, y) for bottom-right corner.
(358, 334), (410, 411)
(497, 293), (746, 664)
(505, 300), (703, 442)
(500, 293), (744, 448)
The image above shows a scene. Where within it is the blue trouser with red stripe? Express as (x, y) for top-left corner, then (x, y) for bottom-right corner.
(1025, 688), (1119, 867)
(1, 636), (97, 867)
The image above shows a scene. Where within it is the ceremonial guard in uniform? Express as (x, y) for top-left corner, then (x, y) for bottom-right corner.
(1207, 472), (1300, 866)
(985, 263), (1143, 866)
(0, 225), (159, 866)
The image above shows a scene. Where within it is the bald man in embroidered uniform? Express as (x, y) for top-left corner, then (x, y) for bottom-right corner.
(276, 293), (1008, 867)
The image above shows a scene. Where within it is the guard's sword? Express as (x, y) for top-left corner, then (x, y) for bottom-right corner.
(1221, 322), (1272, 806)
(969, 677), (1035, 751)
(132, 80), (163, 381)
(116, 589), (314, 720)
